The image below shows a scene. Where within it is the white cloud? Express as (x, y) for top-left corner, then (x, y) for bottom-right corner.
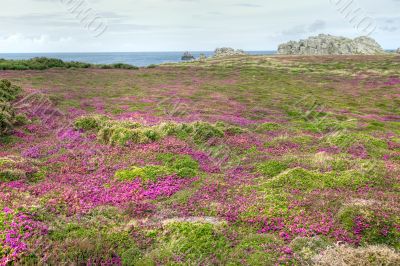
(0, 0), (399, 52)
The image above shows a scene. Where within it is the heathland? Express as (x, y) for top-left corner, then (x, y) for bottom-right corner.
(0, 54), (399, 265)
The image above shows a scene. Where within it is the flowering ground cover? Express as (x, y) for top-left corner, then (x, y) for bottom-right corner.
(0, 55), (399, 265)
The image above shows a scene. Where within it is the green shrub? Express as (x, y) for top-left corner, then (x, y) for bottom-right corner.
(142, 129), (160, 142)
(157, 122), (193, 139)
(228, 233), (285, 265)
(224, 126), (245, 135)
(0, 169), (26, 182)
(0, 58), (138, 70)
(109, 126), (137, 146)
(157, 153), (199, 178)
(97, 126), (149, 146)
(111, 63), (139, 70)
(299, 118), (357, 133)
(48, 223), (140, 264)
(74, 115), (108, 131)
(115, 165), (171, 182)
(0, 79), (21, 102)
(256, 160), (289, 178)
(256, 122), (282, 132)
(100, 63), (139, 70)
(115, 154), (199, 182)
(75, 116), (226, 146)
(266, 168), (373, 191)
(0, 80), (22, 135)
(14, 114), (31, 126)
(192, 122), (224, 144)
(0, 102), (15, 135)
(326, 132), (388, 157)
(152, 222), (228, 264)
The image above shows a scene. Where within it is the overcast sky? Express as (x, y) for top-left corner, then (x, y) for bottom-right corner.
(0, 0), (399, 52)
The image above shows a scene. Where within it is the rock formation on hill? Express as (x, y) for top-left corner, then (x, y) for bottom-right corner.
(396, 48), (400, 54)
(277, 34), (385, 55)
(214, 47), (246, 57)
(181, 52), (195, 61)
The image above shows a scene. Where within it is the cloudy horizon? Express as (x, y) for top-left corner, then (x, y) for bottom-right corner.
(0, 0), (399, 53)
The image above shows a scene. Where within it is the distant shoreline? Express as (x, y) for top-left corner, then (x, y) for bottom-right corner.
(0, 51), (276, 67)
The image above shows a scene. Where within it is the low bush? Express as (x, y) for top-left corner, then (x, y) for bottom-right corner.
(255, 160), (289, 178)
(99, 63), (139, 70)
(115, 165), (171, 182)
(228, 232), (285, 265)
(0, 79), (21, 102)
(47, 223), (140, 265)
(14, 114), (31, 126)
(0, 57), (137, 70)
(147, 222), (228, 264)
(326, 132), (388, 158)
(0, 80), (22, 135)
(192, 121), (224, 144)
(75, 116), (227, 146)
(74, 115), (108, 131)
(115, 154), (199, 182)
(157, 153), (199, 178)
(256, 122), (282, 132)
(266, 167), (374, 191)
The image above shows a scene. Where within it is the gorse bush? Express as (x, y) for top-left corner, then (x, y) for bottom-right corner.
(74, 115), (230, 146)
(0, 79), (22, 135)
(192, 122), (225, 144)
(100, 63), (139, 70)
(0, 58), (139, 70)
(0, 79), (21, 102)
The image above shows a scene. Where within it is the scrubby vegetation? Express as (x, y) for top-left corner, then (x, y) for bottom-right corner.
(74, 115), (232, 146)
(0, 79), (22, 135)
(1, 55), (399, 265)
(0, 57), (139, 70)
(115, 153), (199, 182)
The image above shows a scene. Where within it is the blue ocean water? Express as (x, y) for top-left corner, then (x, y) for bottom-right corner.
(0, 51), (276, 67)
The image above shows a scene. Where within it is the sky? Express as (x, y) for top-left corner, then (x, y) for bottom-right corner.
(0, 0), (399, 52)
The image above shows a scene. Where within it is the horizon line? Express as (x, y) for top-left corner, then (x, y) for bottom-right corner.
(0, 50), (277, 54)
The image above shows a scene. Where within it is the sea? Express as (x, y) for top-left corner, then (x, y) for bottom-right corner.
(0, 51), (276, 67)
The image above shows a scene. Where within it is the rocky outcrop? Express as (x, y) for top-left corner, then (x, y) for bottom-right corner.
(181, 52), (195, 61)
(278, 34), (385, 55)
(396, 48), (400, 54)
(214, 47), (246, 57)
